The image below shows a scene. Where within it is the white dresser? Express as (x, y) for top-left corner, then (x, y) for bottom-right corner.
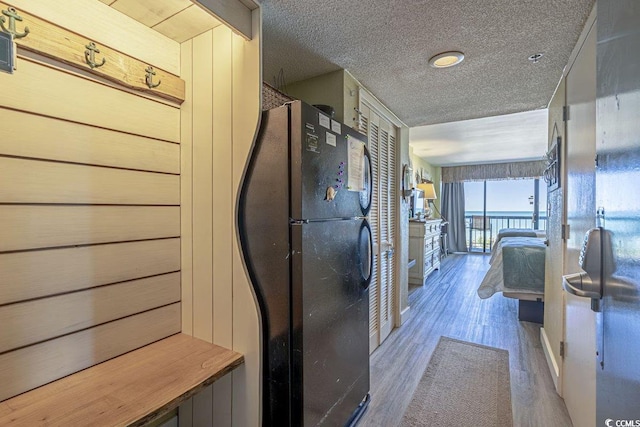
(409, 219), (443, 285)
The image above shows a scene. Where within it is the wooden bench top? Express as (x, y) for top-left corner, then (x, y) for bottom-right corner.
(0, 333), (244, 426)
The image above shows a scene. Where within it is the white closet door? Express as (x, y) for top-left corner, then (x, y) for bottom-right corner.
(378, 126), (392, 343)
(385, 125), (397, 333)
(360, 101), (397, 354)
(362, 104), (381, 353)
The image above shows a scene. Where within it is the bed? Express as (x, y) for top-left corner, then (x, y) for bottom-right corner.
(478, 232), (547, 323)
(492, 228), (546, 252)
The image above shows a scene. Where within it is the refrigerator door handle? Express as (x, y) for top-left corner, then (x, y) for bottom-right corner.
(359, 145), (373, 216)
(362, 219), (373, 290)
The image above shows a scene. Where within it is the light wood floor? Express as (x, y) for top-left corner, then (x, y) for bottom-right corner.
(359, 254), (573, 427)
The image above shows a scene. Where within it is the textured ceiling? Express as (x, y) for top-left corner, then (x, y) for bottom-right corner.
(410, 109), (549, 166)
(261, 0), (594, 127)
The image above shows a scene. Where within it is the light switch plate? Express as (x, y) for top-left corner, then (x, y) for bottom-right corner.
(0, 31), (14, 74)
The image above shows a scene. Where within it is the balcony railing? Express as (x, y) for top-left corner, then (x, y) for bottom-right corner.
(464, 214), (547, 252)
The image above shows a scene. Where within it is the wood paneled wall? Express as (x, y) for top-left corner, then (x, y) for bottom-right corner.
(0, 2), (181, 402)
(179, 11), (261, 426)
(5, 0), (181, 75)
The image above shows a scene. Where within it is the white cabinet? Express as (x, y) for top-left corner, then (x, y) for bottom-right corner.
(408, 219), (442, 285)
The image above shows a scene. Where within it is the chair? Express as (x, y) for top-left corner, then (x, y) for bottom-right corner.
(440, 222), (449, 258)
(470, 215), (492, 252)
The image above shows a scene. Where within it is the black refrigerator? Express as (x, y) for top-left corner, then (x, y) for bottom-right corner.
(239, 101), (373, 426)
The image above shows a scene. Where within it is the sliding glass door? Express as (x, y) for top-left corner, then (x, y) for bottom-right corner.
(465, 179), (546, 252)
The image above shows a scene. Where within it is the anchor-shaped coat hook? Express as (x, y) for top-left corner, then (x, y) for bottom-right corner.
(84, 42), (106, 69)
(0, 7), (29, 39)
(145, 65), (161, 88)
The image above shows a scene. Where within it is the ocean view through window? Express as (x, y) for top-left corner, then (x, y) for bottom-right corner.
(465, 179), (547, 252)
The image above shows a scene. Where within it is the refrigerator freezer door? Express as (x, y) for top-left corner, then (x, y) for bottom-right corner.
(596, 0), (640, 422)
(290, 101), (371, 220)
(291, 218), (371, 426)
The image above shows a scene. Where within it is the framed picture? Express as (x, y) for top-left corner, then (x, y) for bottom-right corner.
(544, 134), (561, 192)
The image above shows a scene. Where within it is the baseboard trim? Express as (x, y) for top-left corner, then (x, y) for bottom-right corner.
(400, 306), (410, 325)
(541, 327), (561, 395)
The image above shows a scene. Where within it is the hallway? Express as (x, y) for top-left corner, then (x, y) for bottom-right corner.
(360, 254), (572, 427)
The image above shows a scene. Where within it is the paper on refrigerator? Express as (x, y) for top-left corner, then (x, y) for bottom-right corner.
(347, 137), (365, 191)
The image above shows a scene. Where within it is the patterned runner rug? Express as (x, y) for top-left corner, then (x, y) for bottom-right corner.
(400, 336), (513, 427)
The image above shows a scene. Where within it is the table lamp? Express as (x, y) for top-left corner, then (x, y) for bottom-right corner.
(417, 182), (437, 218)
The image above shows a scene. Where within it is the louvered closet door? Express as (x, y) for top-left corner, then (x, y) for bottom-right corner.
(361, 104), (381, 353)
(360, 102), (397, 354)
(380, 120), (396, 343)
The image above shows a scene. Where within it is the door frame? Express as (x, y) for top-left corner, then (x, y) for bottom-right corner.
(560, 9), (597, 427)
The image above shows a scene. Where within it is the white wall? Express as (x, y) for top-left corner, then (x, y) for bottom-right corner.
(179, 10), (262, 426)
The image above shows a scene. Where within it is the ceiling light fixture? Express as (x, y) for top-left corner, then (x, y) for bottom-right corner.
(428, 51), (464, 68)
(528, 53), (544, 63)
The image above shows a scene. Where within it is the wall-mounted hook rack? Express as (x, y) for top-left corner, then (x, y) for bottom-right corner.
(0, 1), (185, 103)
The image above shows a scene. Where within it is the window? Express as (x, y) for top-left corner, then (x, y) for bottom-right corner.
(464, 179), (546, 252)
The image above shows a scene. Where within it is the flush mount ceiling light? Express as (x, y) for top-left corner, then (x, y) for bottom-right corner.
(428, 51), (465, 68)
(528, 53), (544, 63)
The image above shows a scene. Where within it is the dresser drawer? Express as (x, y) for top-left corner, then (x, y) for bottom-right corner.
(424, 255), (434, 272)
(426, 223), (438, 234)
(424, 238), (435, 253)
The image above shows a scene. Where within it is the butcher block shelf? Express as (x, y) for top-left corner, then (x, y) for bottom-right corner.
(0, 333), (244, 426)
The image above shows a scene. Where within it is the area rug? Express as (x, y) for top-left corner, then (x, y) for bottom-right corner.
(400, 337), (513, 427)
